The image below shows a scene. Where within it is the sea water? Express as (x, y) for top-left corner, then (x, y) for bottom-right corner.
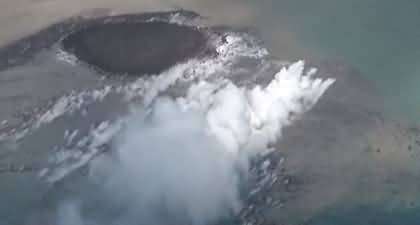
(1, 1), (420, 224)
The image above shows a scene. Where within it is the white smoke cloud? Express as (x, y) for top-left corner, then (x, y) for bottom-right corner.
(93, 98), (241, 225)
(57, 61), (334, 225)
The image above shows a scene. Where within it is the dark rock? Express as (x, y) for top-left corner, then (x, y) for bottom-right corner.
(61, 21), (209, 75)
(0, 10), (210, 72)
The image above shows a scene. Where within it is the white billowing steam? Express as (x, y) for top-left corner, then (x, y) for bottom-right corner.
(90, 98), (242, 225)
(57, 61), (334, 225)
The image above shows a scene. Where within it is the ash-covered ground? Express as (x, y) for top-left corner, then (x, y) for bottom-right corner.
(0, 10), (420, 225)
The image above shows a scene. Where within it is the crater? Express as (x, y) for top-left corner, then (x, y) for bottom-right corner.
(62, 21), (209, 75)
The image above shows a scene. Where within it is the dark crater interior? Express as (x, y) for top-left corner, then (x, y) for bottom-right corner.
(62, 21), (209, 75)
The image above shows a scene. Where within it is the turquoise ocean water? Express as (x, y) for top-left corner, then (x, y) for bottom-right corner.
(266, 0), (420, 121)
(264, 1), (420, 224)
